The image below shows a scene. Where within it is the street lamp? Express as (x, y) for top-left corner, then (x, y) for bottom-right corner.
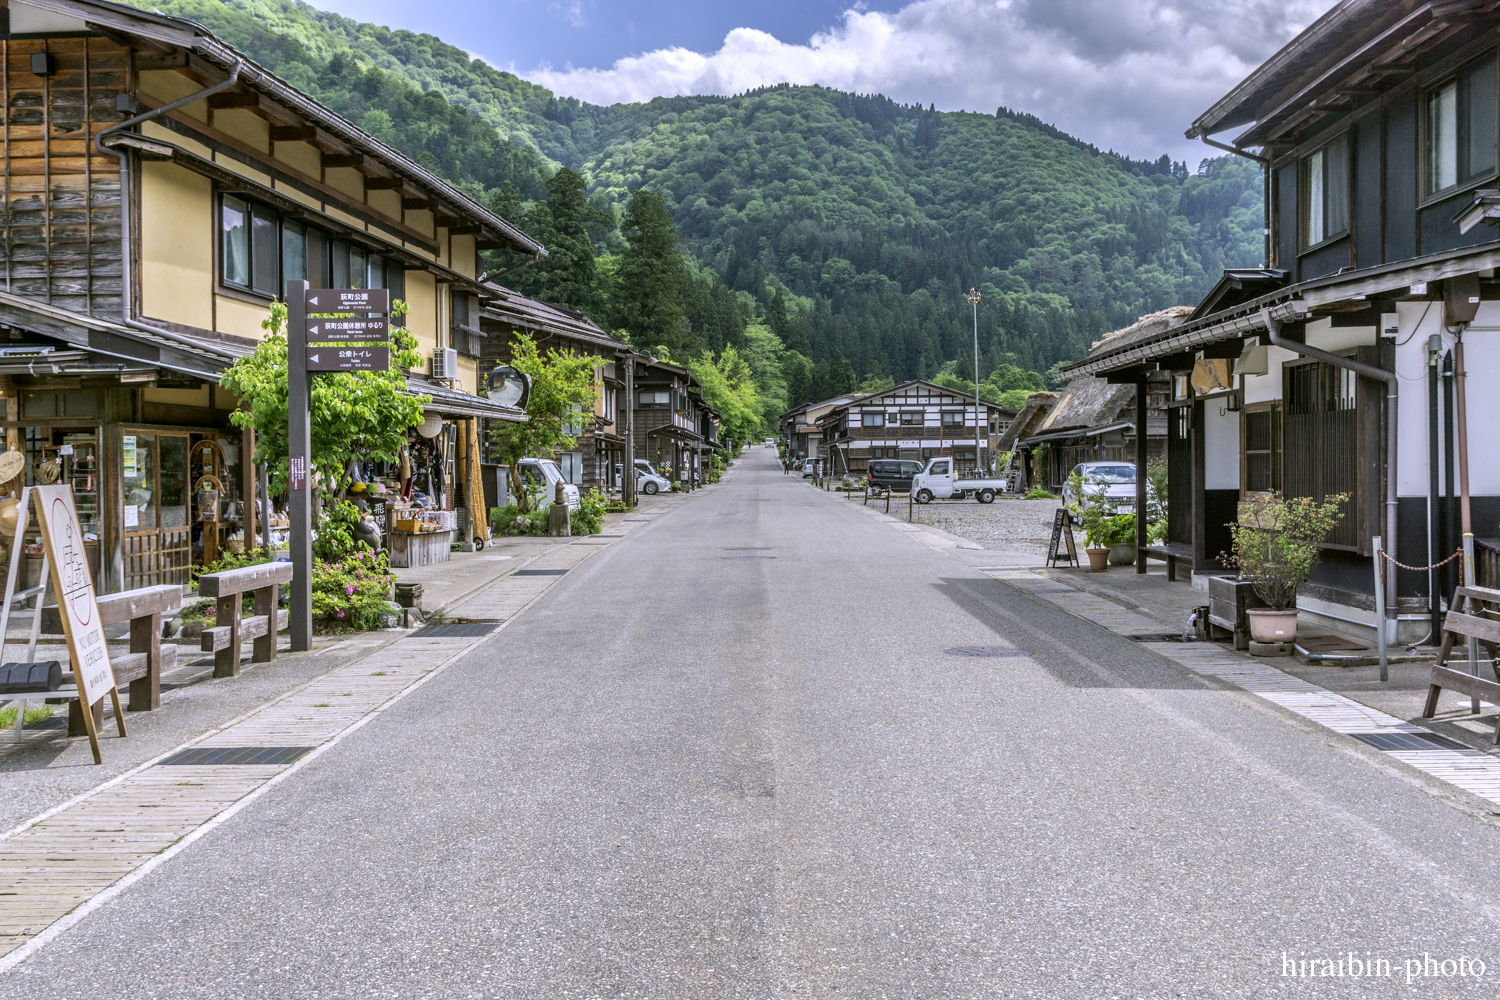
(967, 287), (982, 473)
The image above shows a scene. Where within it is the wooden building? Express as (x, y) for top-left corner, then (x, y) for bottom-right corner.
(478, 287), (631, 492)
(815, 380), (1014, 476)
(630, 357), (707, 488)
(777, 393), (862, 468)
(1066, 0), (1500, 641)
(994, 391), (1059, 491)
(0, 0), (538, 591)
(1017, 375), (1168, 490)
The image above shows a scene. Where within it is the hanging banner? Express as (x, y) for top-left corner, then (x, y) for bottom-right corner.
(32, 486), (114, 706)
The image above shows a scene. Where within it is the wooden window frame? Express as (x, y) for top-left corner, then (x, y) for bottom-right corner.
(1421, 50), (1499, 202)
(1299, 134), (1350, 250)
(1239, 400), (1282, 498)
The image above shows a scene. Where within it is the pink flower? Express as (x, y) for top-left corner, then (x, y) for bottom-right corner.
(336, 609), (345, 618)
(345, 584), (355, 595)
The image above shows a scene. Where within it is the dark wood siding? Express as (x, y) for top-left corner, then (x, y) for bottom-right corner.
(1, 37), (126, 319)
(1167, 405), (1192, 547)
(1299, 236), (1351, 281)
(1354, 118), (1383, 267)
(1420, 188), (1492, 255)
(1276, 163), (1298, 274)
(1384, 92), (1418, 261)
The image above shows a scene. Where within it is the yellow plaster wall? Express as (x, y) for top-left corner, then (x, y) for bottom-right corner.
(144, 386), (211, 407)
(323, 205), (364, 230)
(139, 161), (213, 329)
(404, 270), (436, 376)
(325, 167), (364, 203)
(457, 355), (478, 396)
(450, 234), (475, 277)
(273, 180), (321, 212)
(215, 295), (270, 341)
(274, 140), (321, 178)
(212, 109), (269, 153)
(141, 119), (209, 158)
(137, 70), (208, 123)
(367, 189), (402, 223)
(405, 209), (434, 239)
(207, 156), (271, 189)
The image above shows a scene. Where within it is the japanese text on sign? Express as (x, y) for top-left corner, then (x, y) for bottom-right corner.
(305, 288), (389, 313)
(290, 454), (307, 492)
(306, 346), (391, 372)
(307, 317), (390, 342)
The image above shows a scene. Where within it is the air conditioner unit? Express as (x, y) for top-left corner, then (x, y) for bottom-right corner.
(433, 347), (458, 381)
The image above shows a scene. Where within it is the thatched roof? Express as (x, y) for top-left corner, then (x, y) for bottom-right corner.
(1087, 306), (1194, 356)
(995, 391), (1059, 451)
(1032, 377), (1132, 436)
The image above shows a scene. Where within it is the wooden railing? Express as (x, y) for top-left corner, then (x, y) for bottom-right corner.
(1477, 539), (1500, 591)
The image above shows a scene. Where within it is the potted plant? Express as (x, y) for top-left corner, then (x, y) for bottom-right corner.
(1067, 469), (1113, 571)
(1104, 513), (1138, 566)
(1225, 491), (1348, 644)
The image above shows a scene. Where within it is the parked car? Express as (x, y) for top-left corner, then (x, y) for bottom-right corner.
(636, 468), (673, 495)
(801, 458), (818, 478)
(1061, 461), (1145, 514)
(910, 457), (1005, 504)
(764, 438), (775, 448)
(866, 459), (925, 493)
(517, 457), (581, 511)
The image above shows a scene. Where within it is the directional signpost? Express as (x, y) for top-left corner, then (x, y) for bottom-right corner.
(287, 282), (392, 651)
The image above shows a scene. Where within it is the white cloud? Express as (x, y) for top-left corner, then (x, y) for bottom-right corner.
(523, 0), (1331, 165)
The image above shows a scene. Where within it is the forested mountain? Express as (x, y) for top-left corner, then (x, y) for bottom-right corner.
(138, 0), (1264, 395)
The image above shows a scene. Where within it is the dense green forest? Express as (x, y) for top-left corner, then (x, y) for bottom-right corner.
(136, 0), (1265, 428)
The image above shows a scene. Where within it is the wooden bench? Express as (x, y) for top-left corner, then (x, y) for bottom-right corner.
(29, 584), (182, 736)
(197, 561), (293, 678)
(1142, 541), (1193, 582)
(1421, 585), (1500, 742)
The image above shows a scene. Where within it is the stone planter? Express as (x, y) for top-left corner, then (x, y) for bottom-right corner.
(1247, 607), (1298, 643)
(1086, 547), (1111, 572)
(1107, 542), (1137, 566)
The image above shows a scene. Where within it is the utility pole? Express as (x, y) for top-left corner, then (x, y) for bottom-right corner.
(968, 287), (982, 473)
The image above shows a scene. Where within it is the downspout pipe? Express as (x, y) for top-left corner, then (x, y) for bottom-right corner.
(1262, 309), (1398, 623)
(95, 58), (245, 360)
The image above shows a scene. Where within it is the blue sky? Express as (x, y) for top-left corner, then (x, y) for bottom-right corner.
(309, 0), (1333, 165)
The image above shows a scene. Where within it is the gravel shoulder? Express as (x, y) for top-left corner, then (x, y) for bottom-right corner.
(909, 496), (1061, 556)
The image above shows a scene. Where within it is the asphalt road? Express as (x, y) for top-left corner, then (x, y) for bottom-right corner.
(8, 450), (1500, 998)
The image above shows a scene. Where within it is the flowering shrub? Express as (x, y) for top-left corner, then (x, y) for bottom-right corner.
(311, 548), (395, 630)
(571, 488), (606, 535)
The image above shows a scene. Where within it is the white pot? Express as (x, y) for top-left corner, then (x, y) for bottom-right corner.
(1247, 607), (1297, 643)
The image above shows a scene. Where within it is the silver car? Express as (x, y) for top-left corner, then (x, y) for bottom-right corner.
(1063, 461), (1142, 514)
(636, 468), (673, 495)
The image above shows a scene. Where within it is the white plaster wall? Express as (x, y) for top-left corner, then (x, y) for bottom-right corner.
(1304, 316), (1376, 352)
(1203, 400), (1241, 490)
(1395, 299), (1455, 497)
(1241, 345), (1295, 404)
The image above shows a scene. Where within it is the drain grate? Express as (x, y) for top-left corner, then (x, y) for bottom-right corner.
(1349, 731), (1473, 752)
(945, 646), (1029, 658)
(161, 746), (313, 766)
(1127, 633), (1188, 643)
(408, 622), (501, 638)
(513, 568), (568, 577)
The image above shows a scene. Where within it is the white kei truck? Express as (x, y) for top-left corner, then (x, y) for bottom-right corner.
(910, 457), (1005, 504)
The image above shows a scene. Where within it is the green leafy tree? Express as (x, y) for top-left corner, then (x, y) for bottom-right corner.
(510, 167), (611, 315)
(858, 360), (895, 393)
(611, 190), (691, 353)
(486, 333), (598, 514)
(685, 345), (760, 451)
(221, 300), (425, 494)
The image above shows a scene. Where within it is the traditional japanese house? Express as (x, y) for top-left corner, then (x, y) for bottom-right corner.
(478, 287), (631, 493)
(0, 0), (539, 590)
(994, 391), (1059, 491)
(1064, 0), (1500, 641)
(1021, 373), (1169, 490)
(815, 380), (1014, 476)
(778, 393), (861, 467)
(631, 357), (705, 487)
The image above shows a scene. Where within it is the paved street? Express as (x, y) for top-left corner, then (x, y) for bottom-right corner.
(6, 449), (1500, 998)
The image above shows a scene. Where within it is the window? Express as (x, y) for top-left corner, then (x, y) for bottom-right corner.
(940, 411), (965, 427)
(639, 390), (670, 407)
(899, 411), (923, 426)
(558, 452), (583, 484)
(1242, 402), (1282, 494)
(1301, 137), (1348, 247)
(1427, 55), (1498, 196)
(221, 195), (300, 297)
(930, 460), (950, 475)
(861, 411), (884, 428)
(562, 405), (584, 437)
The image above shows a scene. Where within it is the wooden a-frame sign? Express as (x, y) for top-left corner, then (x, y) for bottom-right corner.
(1046, 507), (1079, 568)
(20, 486), (123, 762)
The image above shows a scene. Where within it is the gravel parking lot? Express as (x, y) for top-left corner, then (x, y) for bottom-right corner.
(909, 496), (1062, 556)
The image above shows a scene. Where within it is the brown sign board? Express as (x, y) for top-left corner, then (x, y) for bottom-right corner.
(307, 317), (389, 342)
(306, 346), (389, 371)
(305, 288), (389, 313)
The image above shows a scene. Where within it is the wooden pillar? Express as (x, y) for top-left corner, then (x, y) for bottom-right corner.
(456, 419), (473, 549)
(623, 360), (637, 506)
(242, 421), (257, 558)
(1136, 377), (1149, 574)
(1191, 399), (1207, 575)
(467, 418), (488, 541)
